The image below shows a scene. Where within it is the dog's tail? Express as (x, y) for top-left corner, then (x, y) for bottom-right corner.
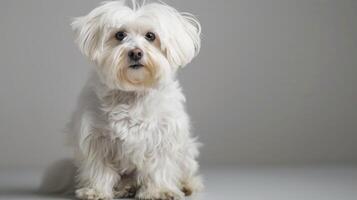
(39, 158), (76, 195)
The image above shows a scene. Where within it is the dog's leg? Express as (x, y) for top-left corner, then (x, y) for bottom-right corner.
(135, 180), (184, 200)
(75, 133), (119, 200)
(181, 175), (203, 196)
(135, 159), (184, 200)
(180, 156), (203, 196)
(113, 172), (137, 198)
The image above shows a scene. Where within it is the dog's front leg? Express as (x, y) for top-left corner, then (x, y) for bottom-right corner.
(135, 158), (184, 200)
(75, 133), (119, 200)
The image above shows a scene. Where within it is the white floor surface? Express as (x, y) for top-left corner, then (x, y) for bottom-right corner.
(0, 166), (356, 200)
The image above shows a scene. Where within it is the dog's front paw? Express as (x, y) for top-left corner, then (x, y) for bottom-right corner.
(135, 188), (184, 200)
(75, 187), (112, 200)
(114, 185), (137, 198)
(181, 175), (204, 196)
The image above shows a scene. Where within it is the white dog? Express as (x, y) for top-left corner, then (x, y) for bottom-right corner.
(69, 0), (202, 199)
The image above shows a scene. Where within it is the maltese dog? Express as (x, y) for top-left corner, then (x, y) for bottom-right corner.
(69, 0), (202, 199)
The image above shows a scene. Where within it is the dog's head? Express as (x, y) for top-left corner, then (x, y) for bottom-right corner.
(72, 0), (201, 91)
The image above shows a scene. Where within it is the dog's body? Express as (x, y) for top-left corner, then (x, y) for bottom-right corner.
(69, 1), (202, 199)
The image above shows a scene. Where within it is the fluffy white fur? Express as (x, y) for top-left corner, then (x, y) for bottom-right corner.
(69, 1), (202, 199)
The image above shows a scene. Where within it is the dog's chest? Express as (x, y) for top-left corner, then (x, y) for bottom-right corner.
(96, 87), (187, 168)
(103, 92), (178, 142)
(109, 104), (159, 139)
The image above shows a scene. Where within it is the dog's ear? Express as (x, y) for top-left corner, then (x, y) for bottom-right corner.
(164, 12), (201, 68)
(71, 1), (129, 62)
(71, 15), (103, 61)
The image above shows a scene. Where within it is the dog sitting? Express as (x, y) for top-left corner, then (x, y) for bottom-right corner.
(69, 0), (202, 199)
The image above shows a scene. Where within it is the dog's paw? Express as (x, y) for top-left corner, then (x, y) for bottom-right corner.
(114, 184), (137, 198)
(181, 176), (204, 196)
(135, 188), (184, 200)
(75, 187), (112, 200)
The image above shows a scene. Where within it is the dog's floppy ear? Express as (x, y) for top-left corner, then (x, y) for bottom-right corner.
(71, 15), (103, 61)
(164, 12), (201, 68)
(71, 1), (129, 62)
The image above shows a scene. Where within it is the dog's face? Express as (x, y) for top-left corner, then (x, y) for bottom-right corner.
(72, 1), (201, 91)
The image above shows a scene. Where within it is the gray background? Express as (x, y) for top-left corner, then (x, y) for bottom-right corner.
(0, 0), (356, 169)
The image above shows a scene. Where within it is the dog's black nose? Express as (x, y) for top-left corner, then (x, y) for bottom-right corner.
(128, 48), (143, 61)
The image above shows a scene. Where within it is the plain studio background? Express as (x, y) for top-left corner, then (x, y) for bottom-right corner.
(0, 0), (356, 170)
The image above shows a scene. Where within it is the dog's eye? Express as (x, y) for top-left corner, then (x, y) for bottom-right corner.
(115, 31), (127, 41)
(145, 32), (156, 42)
